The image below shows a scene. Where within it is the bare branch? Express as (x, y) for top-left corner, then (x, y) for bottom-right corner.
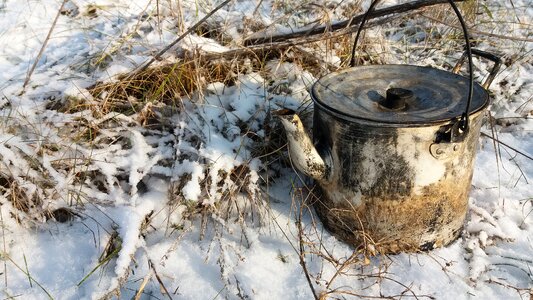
(21, 0), (68, 93)
(244, 0), (464, 45)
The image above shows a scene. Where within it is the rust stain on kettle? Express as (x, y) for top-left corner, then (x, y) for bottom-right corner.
(314, 180), (470, 253)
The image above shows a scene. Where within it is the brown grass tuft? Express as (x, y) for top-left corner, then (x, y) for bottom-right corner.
(85, 52), (256, 116)
(4, 179), (42, 223)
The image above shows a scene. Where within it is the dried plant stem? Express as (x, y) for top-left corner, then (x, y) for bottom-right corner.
(488, 111), (502, 197)
(6, 255), (54, 299)
(175, 0), (186, 33)
(156, 0), (161, 34)
(1, 207), (7, 287)
(23, 254), (32, 288)
(252, 0), (264, 16)
(421, 13), (533, 42)
(485, 279), (532, 297)
(21, 0), (68, 92)
(324, 251), (359, 291)
(481, 132), (533, 161)
(135, 0), (233, 73)
(77, 246), (120, 286)
(296, 190), (319, 300)
(134, 271), (153, 300)
(149, 259), (173, 300)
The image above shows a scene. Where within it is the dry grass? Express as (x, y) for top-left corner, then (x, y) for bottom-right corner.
(4, 1), (530, 299)
(82, 49), (295, 114)
(80, 48), (291, 207)
(68, 53), (285, 235)
(5, 180), (42, 223)
(2, 0), (486, 231)
(86, 54), (239, 116)
(51, 16), (394, 237)
(4, 1), (529, 299)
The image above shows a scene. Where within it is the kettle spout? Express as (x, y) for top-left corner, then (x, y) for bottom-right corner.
(274, 109), (330, 181)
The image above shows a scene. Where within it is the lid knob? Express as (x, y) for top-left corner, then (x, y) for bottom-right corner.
(380, 88), (413, 110)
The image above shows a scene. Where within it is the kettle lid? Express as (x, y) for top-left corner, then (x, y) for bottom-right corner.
(311, 65), (488, 125)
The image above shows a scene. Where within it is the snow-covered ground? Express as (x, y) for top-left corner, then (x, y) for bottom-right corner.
(0, 0), (531, 299)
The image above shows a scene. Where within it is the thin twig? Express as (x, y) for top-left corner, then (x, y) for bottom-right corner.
(324, 250), (360, 291)
(134, 270), (153, 300)
(421, 13), (533, 43)
(488, 112), (502, 198)
(149, 259), (173, 300)
(1, 207), (7, 287)
(134, 0), (233, 73)
(485, 278), (532, 296)
(21, 0), (68, 93)
(481, 132), (533, 161)
(296, 189), (319, 300)
(156, 0), (161, 35)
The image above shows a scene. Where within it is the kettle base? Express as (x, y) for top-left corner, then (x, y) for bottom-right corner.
(312, 185), (466, 254)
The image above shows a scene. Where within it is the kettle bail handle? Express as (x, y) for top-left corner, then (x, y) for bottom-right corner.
(349, 0), (474, 134)
(452, 48), (502, 90)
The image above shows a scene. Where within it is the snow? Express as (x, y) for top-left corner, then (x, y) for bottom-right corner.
(0, 0), (532, 299)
